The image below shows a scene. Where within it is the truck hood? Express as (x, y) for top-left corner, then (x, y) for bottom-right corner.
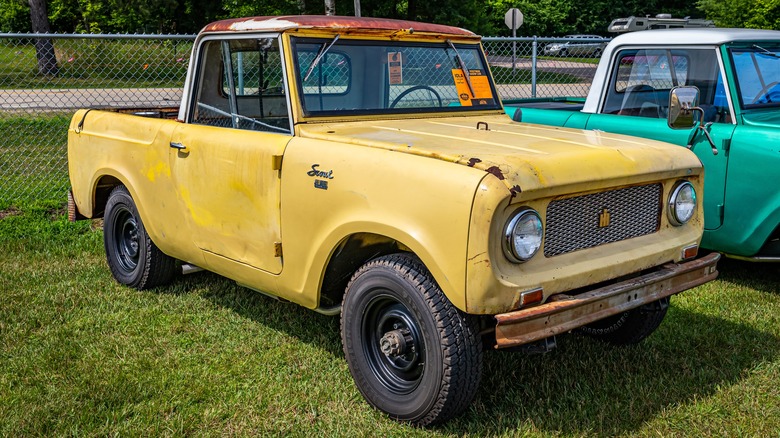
(297, 115), (701, 195)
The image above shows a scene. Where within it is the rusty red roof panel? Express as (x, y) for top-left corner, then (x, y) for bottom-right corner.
(202, 15), (476, 36)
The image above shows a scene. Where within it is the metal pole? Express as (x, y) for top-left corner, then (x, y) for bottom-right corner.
(531, 36), (537, 98)
(511, 11), (517, 74)
(354, 0), (361, 17)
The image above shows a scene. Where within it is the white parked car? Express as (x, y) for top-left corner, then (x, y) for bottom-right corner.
(543, 35), (608, 57)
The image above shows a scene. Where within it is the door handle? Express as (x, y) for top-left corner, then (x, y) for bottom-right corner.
(170, 142), (189, 153)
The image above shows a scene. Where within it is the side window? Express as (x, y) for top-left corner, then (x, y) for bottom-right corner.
(603, 48), (727, 122)
(191, 37), (291, 134)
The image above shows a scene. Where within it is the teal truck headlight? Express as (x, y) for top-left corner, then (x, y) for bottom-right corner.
(668, 181), (696, 226)
(504, 208), (544, 262)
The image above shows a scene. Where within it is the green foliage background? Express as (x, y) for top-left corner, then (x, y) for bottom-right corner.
(3, 0), (775, 36)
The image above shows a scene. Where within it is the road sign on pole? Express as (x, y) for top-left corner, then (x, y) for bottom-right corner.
(504, 8), (523, 30)
(505, 8), (523, 73)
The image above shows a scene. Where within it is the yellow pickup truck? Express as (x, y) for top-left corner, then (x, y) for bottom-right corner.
(68, 16), (719, 426)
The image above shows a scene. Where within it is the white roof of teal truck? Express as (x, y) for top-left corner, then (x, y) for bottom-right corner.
(583, 28), (780, 113)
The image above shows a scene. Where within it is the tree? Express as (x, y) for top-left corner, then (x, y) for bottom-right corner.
(698, 0), (780, 30)
(29, 0), (59, 76)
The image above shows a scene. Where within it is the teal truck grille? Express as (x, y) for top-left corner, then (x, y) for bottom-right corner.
(544, 184), (662, 257)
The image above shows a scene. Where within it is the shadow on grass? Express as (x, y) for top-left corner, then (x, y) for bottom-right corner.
(717, 256), (780, 293)
(169, 270), (344, 358)
(163, 259), (778, 435)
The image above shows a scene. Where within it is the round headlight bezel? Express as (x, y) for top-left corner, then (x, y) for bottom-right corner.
(503, 208), (544, 263)
(668, 181), (696, 226)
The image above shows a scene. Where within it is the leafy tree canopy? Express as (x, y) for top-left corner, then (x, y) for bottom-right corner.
(0, 0), (777, 35)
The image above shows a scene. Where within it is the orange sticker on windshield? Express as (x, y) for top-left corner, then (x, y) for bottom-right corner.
(452, 69), (495, 106)
(388, 52), (403, 85)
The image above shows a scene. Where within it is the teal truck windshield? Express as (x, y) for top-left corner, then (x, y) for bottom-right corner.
(290, 37), (500, 116)
(731, 45), (780, 108)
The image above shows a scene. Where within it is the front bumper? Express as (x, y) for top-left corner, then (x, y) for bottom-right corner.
(493, 252), (720, 348)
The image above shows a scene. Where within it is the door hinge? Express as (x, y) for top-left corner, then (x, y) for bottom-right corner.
(271, 155), (283, 171)
(722, 138), (731, 153)
(274, 242), (283, 258)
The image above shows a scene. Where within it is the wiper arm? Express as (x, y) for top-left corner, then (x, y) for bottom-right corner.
(446, 39), (475, 98)
(304, 34), (340, 81)
(752, 44), (780, 58)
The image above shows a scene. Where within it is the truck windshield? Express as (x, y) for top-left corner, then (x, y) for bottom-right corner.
(290, 37), (500, 116)
(731, 45), (780, 108)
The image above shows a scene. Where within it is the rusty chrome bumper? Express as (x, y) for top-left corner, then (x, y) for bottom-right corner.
(494, 252), (720, 348)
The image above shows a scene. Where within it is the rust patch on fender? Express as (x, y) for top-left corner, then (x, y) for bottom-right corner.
(485, 166), (505, 180)
(467, 157), (482, 167)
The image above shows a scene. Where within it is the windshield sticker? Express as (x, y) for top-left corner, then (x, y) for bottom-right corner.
(388, 52), (403, 85)
(452, 69), (495, 106)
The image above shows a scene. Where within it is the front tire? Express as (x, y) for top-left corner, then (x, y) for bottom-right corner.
(577, 297), (669, 345)
(104, 185), (176, 289)
(340, 254), (482, 426)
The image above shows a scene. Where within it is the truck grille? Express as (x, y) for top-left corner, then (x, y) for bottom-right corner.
(544, 184), (662, 257)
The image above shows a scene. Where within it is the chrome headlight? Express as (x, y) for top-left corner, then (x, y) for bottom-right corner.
(668, 181), (696, 226)
(503, 208), (543, 263)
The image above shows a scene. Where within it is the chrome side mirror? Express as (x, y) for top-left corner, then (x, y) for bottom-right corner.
(668, 86), (718, 155)
(668, 86), (700, 129)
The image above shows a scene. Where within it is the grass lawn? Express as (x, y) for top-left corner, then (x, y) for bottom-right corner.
(1, 204), (778, 436)
(0, 39), (190, 89)
(0, 115), (72, 205)
(491, 66), (580, 85)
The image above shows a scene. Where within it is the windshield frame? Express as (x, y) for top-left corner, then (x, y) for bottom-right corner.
(289, 36), (502, 118)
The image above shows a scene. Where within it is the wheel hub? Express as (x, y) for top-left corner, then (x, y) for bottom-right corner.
(379, 329), (414, 357)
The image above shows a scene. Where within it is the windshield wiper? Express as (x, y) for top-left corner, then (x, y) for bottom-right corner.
(304, 34), (340, 81)
(446, 39), (475, 98)
(752, 44), (780, 58)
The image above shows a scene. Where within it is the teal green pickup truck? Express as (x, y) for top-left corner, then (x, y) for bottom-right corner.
(505, 29), (780, 261)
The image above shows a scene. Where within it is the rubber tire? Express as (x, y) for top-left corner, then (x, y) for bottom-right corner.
(559, 48), (568, 57)
(104, 185), (177, 289)
(577, 297), (670, 345)
(340, 253), (482, 426)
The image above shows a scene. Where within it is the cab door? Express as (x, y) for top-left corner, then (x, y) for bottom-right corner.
(170, 35), (293, 274)
(586, 47), (735, 230)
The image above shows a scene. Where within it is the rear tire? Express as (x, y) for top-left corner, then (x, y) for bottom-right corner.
(577, 297), (669, 345)
(340, 253), (482, 426)
(104, 185), (177, 289)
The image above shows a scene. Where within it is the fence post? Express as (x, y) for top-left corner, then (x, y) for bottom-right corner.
(531, 36), (538, 98)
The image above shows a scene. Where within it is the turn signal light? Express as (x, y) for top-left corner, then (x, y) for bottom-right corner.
(518, 287), (544, 308)
(682, 245), (699, 260)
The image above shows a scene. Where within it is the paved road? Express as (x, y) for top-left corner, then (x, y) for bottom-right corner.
(0, 87), (183, 111)
(0, 81), (589, 112)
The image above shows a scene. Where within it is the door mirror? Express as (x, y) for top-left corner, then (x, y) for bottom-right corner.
(668, 86), (700, 129)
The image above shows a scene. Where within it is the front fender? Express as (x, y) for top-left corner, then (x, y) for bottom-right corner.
(276, 137), (487, 311)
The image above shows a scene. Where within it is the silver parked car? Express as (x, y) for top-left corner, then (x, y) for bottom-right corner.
(543, 35), (608, 57)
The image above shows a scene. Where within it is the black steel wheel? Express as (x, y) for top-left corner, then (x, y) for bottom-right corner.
(341, 253), (482, 426)
(578, 297), (670, 345)
(104, 185), (176, 289)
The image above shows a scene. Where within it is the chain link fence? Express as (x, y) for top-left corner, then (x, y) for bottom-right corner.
(0, 34), (607, 206)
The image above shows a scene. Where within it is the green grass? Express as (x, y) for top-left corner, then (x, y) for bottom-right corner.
(0, 114), (72, 205)
(0, 40), (190, 89)
(537, 55), (602, 64)
(1, 204), (779, 436)
(491, 66), (580, 84)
